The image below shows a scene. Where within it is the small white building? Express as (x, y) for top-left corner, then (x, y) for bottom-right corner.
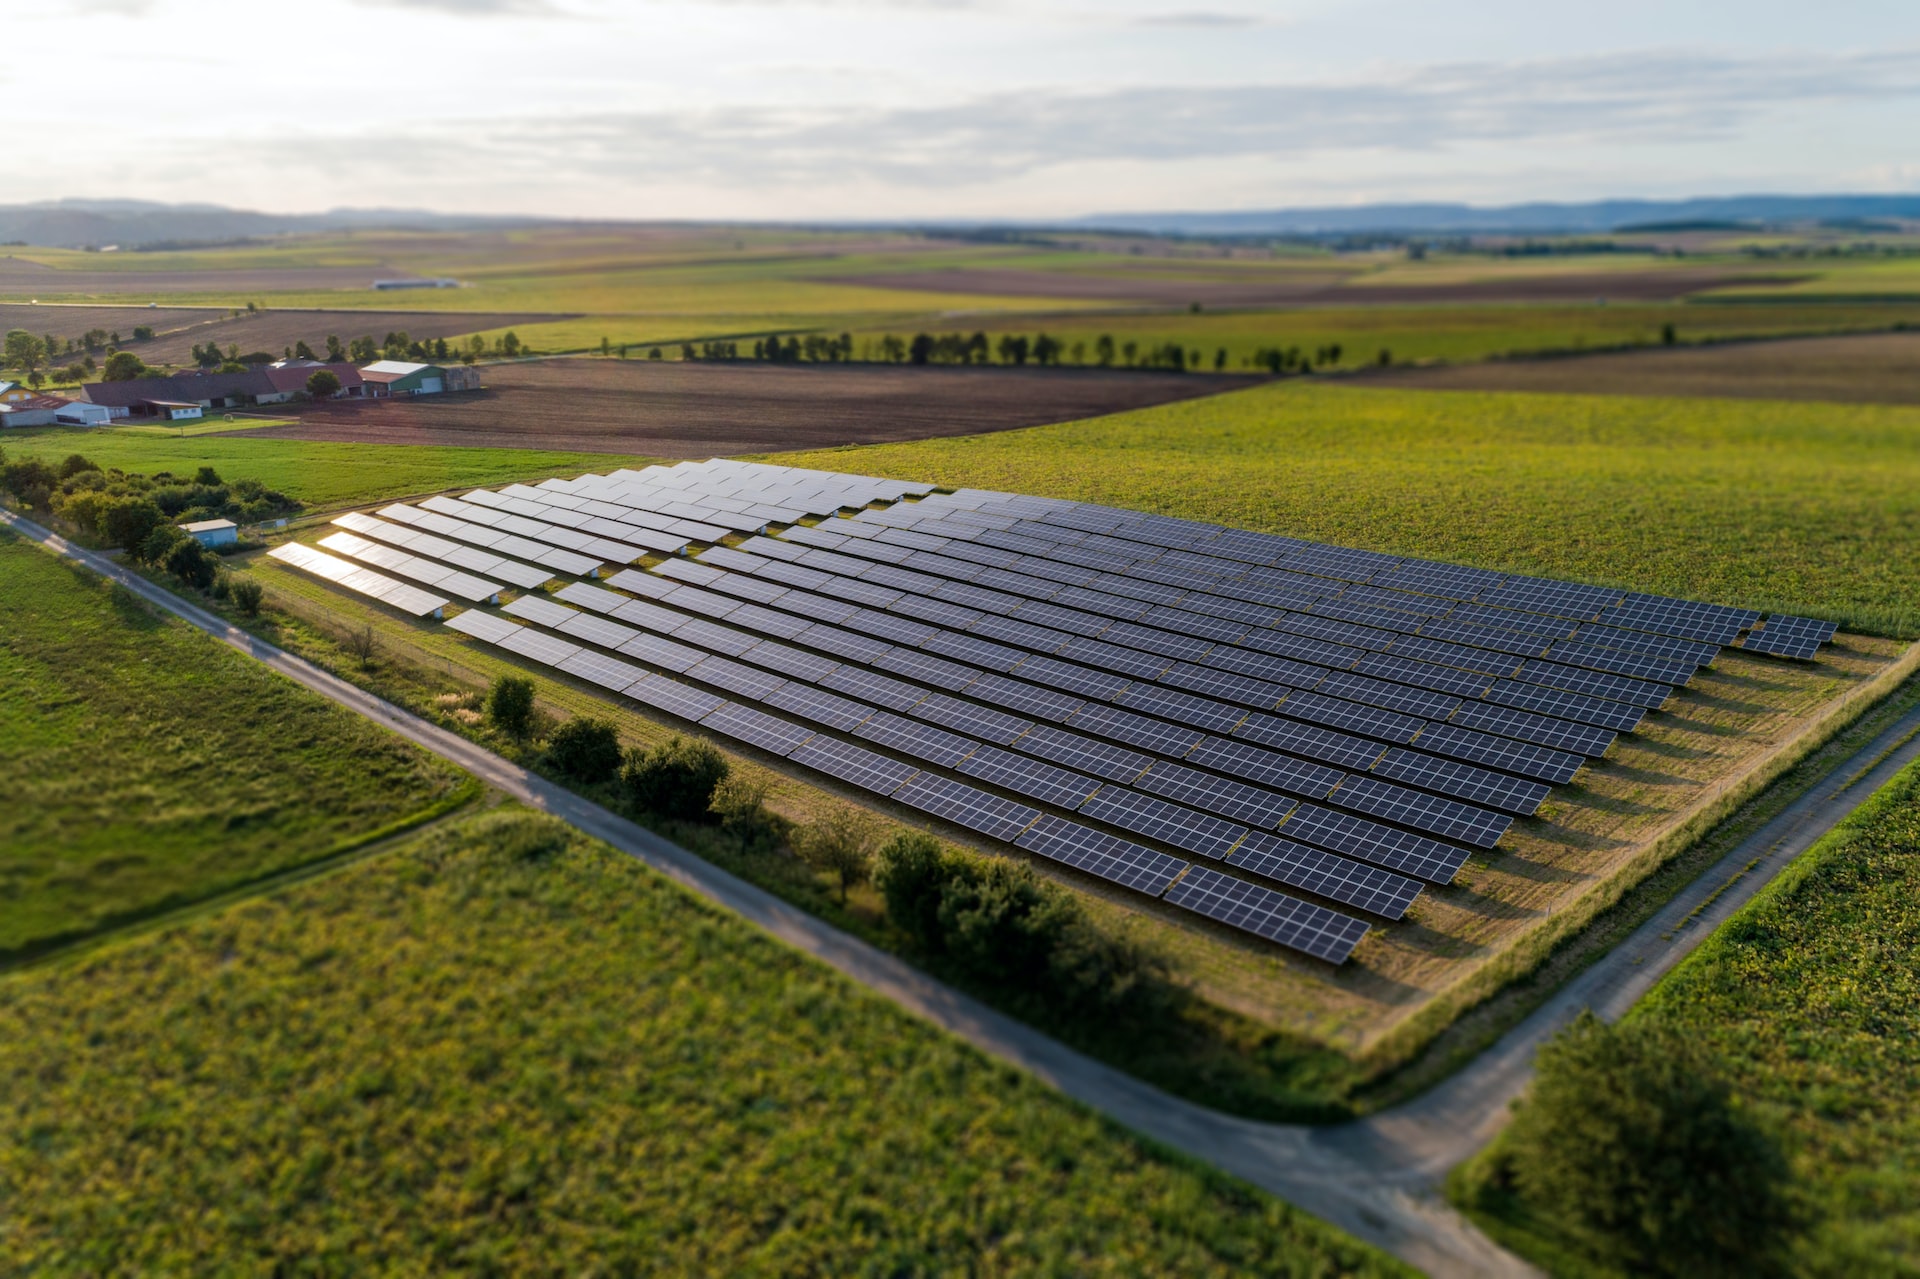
(181, 518), (238, 548)
(146, 399), (204, 421)
(54, 401), (113, 426)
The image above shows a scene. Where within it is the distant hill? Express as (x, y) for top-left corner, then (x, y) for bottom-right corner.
(0, 200), (544, 249)
(1070, 195), (1920, 237)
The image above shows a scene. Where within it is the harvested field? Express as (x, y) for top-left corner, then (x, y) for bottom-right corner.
(0, 303), (558, 368)
(832, 266), (1810, 306)
(228, 358), (1255, 456)
(0, 256), (399, 296)
(1358, 329), (1920, 405)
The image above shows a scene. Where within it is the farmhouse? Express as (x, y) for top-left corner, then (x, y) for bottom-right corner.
(0, 381), (38, 405)
(260, 360), (364, 403)
(179, 518), (237, 548)
(83, 370), (267, 414)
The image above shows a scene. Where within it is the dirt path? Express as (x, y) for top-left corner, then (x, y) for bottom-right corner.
(12, 508), (1915, 1277)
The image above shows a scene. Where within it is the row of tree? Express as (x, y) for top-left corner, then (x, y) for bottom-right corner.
(2, 326), (159, 388)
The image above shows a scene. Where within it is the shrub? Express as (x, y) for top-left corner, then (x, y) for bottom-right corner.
(486, 675), (537, 739)
(712, 776), (782, 852)
(139, 523), (187, 565)
(101, 351), (148, 381)
(1504, 1011), (1795, 1276)
(230, 577), (264, 615)
(793, 808), (877, 902)
(546, 717), (622, 783)
(622, 735), (728, 823)
(162, 537), (216, 590)
(872, 832), (953, 950)
(306, 369), (342, 399)
(101, 496), (165, 552)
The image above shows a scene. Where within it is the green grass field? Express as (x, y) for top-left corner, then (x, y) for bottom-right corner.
(0, 533), (467, 962)
(0, 431), (650, 509)
(1460, 753), (1920, 1276)
(0, 806), (1406, 1277)
(767, 381), (1920, 637)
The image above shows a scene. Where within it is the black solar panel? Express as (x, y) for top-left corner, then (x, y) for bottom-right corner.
(1742, 614), (1837, 660)
(1161, 661), (1295, 708)
(1134, 762), (1297, 828)
(1186, 736), (1345, 799)
(1448, 700), (1615, 758)
(821, 666), (929, 713)
(624, 677), (725, 722)
(794, 623), (893, 665)
(1010, 655), (1134, 700)
(1515, 659), (1672, 710)
(853, 711), (981, 768)
(1543, 640), (1697, 686)
(964, 673), (1086, 723)
(763, 683), (878, 732)
(845, 609), (939, 647)
(617, 632), (707, 674)
(1329, 775), (1512, 848)
(873, 648), (983, 692)
(1277, 689), (1423, 744)
(1161, 865), (1369, 964)
(1014, 722), (1154, 782)
(892, 774), (1042, 842)
(1068, 702), (1206, 758)
(1114, 685), (1248, 735)
(1369, 748), (1549, 817)
(1234, 713), (1386, 771)
(1279, 802), (1470, 884)
(1482, 679), (1644, 733)
(954, 744), (1101, 808)
(910, 693), (1034, 745)
(685, 655), (787, 702)
(1077, 787), (1248, 859)
(1572, 622), (1720, 668)
(892, 594), (986, 631)
(1055, 637), (1175, 680)
(1227, 831), (1423, 921)
(790, 736), (919, 796)
(700, 702), (816, 756)
(1410, 723), (1584, 785)
(743, 641), (841, 684)
(1014, 815), (1188, 895)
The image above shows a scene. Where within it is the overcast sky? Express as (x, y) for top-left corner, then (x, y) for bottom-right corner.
(5, 0), (1918, 220)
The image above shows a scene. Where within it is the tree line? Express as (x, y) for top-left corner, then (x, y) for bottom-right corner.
(585, 329), (1393, 375)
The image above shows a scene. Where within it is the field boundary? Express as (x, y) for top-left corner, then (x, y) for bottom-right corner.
(1358, 637), (1920, 1092)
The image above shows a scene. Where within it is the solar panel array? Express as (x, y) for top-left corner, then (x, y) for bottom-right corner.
(267, 542), (448, 617)
(271, 458), (1839, 966)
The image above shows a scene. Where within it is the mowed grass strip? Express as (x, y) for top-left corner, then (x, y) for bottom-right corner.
(767, 381), (1920, 637)
(0, 807), (1408, 1277)
(0, 533), (465, 960)
(0, 431), (655, 510)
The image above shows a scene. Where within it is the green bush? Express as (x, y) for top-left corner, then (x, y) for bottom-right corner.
(873, 832), (949, 947)
(793, 808), (876, 901)
(486, 675), (537, 740)
(162, 537), (216, 590)
(1503, 1011), (1795, 1276)
(138, 523), (186, 565)
(622, 735), (728, 823)
(101, 496), (164, 552)
(230, 577), (264, 616)
(546, 717), (622, 783)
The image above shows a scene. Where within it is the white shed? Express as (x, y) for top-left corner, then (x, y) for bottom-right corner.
(181, 519), (238, 548)
(54, 402), (113, 427)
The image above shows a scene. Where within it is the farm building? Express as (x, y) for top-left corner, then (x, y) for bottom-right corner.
(260, 360), (364, 403)
(84, 370), (270, 414)
(147, 399), (203, 421)
(0, 396), (112, 427)
(0, 381), (38, 405)
(180, 518), (237, 548)
(360, 360), (455, 397)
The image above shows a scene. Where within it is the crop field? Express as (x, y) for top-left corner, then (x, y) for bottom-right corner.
(123, 308), (564, 367)
(0, 532), (466, 963)
(1466, 755), (1920, 1276)
(1361, 329), (1920, 405)
(0, 807), (1404, 1276)
(768, 381), (1920, 637)
(0, 431), (653, 509)
(231, 358), (1256, 456)
(859, 299), (1920, 371)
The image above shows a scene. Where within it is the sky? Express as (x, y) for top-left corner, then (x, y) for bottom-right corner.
(5, 0), (1920, 220)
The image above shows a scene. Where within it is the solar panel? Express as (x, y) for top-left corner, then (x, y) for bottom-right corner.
(1410, 723), (1584, 785)
(763, 683), (877, 732)
(1515, 659), (1673, 710)
(1134, 761), (1298, 828)
(1013, 722), (1154, 782)
(1161, 866), (1369, 964)
(1369, 747), (1549, 816)
(964, 673), (1085, 723)
(790, 735), (919, 796)
(744, 641), (841, 683)
(873, 648), (983, 692)
(686, 655), (788, 701)
(498, 627), (581, 668)
(1077, 787), (1249, 859)
(1279, 802), (1470, 884)
(700, 701), (816, 756)
(1113, 685), (1248, 735)
(1186, 736), (1345, 799)
(1742, 614), (1837, 660)
(925, 630), (1031, 672)
(1014, 815), (1188, 895)
(1067, 702), (1205, 758)
(556, 649), (648, 693)
(1234, 713), (1386, 771)
(1328, 775), (1512, 848)
(892, 774), (1042, 841)
(910, 693), (1033, 745)
(1227, 831), (1422, 921)
(1447, 700), (1615, 758)
(821, 666), (929, 713)
(444, 607), (520, 643)
(954, 744), (1101, 808)
(624, 677), (725, 721)
(853, 711), (981, 768)
(616, 633), (707, 674)
(1482, 679), (1645, 733)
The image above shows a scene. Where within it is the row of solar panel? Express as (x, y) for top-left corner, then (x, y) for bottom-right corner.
(473, 477), (1622, 777)
(931, 488), (1766, 645)
(266, 543), (448, 617)
(503, 567), (1488, 880)
(315, 531), (504, 605)
(443, 603), (1372, 964)
(856, 501), (1713, 688)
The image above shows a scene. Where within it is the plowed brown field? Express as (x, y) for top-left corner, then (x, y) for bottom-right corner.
(225, 358), (1257, 456)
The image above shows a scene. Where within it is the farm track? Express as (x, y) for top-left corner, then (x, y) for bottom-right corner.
(9, 507), (1918, 1277)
